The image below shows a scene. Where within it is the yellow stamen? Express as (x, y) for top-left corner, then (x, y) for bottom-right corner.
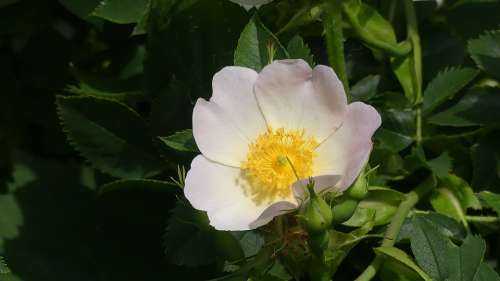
(241, 128), (317, 204)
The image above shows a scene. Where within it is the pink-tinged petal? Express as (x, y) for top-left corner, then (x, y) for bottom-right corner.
(313, 102), (381, 191)
(193, 66), (267, 167)
(184, 155), (298, 231)
(255, 59), (347, 141)
(249, 201), (298, 229)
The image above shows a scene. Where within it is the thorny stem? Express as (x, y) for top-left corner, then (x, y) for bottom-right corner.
(354, 178), (434, 281)
(324, 0), (350, 100)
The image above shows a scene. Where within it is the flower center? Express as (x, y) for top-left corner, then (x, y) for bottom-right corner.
(241, 128), (317, 204)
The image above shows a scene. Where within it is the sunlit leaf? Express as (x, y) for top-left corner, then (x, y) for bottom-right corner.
(159, 129), (198, 152)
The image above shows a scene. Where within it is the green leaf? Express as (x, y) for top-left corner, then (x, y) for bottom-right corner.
(391, 54), (418, 103)
(474, 263), (500, 281)
(442, 175), (482, 210)
(468, 30), (500, 79)
(234, 15), (288, 71)
(163, 202), (217, 267)
(351, 75), (380, 102)
(236, 231), (265, 258)
(410, 215), (500, 281)
(286, 35), (314, 66)
(159, 129), (198, 152)
(478, 191), (500, 214)
(375, 246), (432, 281)
(472, 132), (500, 190)
(0, 256), (10, 274)
(98, 178), (177, 195)
(58, 0), (101, 19)
(375, 128), (414, 153)
(56, 96), (165, 178)
(409, 216), (456, 280)
(343, 0), (398, 47)
(430, 175), (481, 223)
(92, 0), (150, 24)
(0, 194), (22, 239)
(327, 219), (375, 275)
(398, 212), (467, 242)
(422, 67), (479, 115)
(429, 87), (500, 127)
(430, 188), (468, 226)
(343, 186), (405, 227)
(258, 261), (292, 281)
(426, 152), (452, 179)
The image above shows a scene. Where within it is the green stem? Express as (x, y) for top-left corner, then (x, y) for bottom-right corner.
(324, 0), (349, 99)
(342, 7), (412, 57)
(466, 215), (500, 223)
(354, 178), (435, 281)
(387, 0), (397, 23)
(416, 107), (422, 145)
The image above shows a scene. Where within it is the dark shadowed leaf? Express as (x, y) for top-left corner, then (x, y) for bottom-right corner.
(468, 30), (500, 79)
(422, 67), (479, 115)
(58, 0), (101, 19)
(351, 75), (380, 102)
(99, 178), (177, 195)
(56, 96), (165, 178)
(472, 133), (500, 191)
(164, 202), (217, 267)
(92, 0), (149, 24)
(374, 128), (413, 153)
(428, 87), (500, 127)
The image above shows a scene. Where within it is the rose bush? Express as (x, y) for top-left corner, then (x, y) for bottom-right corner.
(1, 0), (500, 281)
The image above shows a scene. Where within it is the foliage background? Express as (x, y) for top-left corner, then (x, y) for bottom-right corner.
(1, 0), (500, 280)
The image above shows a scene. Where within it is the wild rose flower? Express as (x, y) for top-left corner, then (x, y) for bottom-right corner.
(184, 59), (381, 231)
(228, 0), (273, 10)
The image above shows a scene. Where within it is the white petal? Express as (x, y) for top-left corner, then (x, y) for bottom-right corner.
(193, 66), (267, 167)
(255, 59), (347, 141)
(184, 155), (297, 231)
(313, 102), (381, 191)
(249, 201), (298, 229)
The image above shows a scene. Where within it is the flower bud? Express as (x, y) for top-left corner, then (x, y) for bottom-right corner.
(347, 170), (368, 200)
(300, 187), (333, 234)
(332, 198), (358, 224)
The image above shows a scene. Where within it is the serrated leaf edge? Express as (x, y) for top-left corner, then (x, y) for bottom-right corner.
(55, 95), (163, 179)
